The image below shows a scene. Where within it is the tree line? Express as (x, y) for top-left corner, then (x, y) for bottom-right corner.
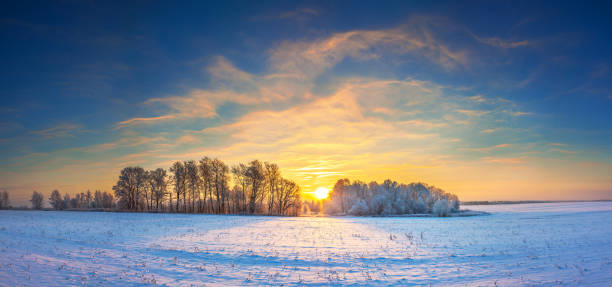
(1, 158), (301, 216)
(0, 190), (114, 210)
(112, 158), (302, 216)
(48, 190), (116, 210)
(323, 178), (460, 217)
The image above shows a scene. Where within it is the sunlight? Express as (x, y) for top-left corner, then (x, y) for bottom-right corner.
(314, 187), (330, 200)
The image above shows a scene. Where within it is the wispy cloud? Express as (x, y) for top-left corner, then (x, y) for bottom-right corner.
(474, 36), (529, 48)
(116, 115), (176, 128)
(482, 156), (525, 164)
(461, 143), (512, 153)
(457, 109), (489, 117)
(481, 128), (500, 134)
(29, 123), (82, 139)
(270, 23), (468, 78)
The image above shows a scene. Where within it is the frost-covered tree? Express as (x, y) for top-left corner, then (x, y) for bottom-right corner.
(348, 198), (369, 215)
(30, 191), (44, 210)
(433, 199), (451, 217)
(324, 178), (459, 217)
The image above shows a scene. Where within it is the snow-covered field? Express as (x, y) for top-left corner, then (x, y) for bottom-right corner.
(1, 202), (611, 286)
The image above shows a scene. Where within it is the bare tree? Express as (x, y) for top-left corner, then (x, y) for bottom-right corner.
(185, 160), (201, 213)
(0, 191), (9, 209)
(102, 157), (301, 216)
(199, 157), (213, 213)
(49, 189), (64, 210)
(276, 178), (300, 215)
(246, 160), (265, 214)
(264, 162), (280, 214)
(149, 168), (167, 211)
(231, 163), (248, 213)
(112, 167), (147, 211)
(30, 191), (44, 210)
(169, 161), (186, 212)
(210, 159), (229, 214)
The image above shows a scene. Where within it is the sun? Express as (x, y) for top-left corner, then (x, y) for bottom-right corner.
(313, 187), (330, 200)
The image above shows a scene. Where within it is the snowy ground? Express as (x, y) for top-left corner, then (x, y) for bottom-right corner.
(1, 202), (611, 286)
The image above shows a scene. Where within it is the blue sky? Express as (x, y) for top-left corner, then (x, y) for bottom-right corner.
(1, 1), (611, 204)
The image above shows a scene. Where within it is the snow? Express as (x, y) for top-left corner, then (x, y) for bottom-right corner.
(1, 202), (611, 286)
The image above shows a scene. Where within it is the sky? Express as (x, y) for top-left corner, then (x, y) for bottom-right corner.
(1, 1), (612, 205)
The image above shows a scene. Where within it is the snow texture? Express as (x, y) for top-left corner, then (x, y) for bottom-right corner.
(0, 202), (611, 286)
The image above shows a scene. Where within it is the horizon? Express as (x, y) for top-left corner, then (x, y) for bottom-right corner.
(2, 1), (612, 206)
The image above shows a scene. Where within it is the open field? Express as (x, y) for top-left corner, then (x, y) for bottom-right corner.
(1, 202), (611, 286)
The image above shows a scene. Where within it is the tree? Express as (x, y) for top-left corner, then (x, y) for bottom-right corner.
(246, 160), (265, 214)
(49, 190), (64, 210)
(323, 178), (459, 216)
(276, 178), (300, 215)
(63, 193), (71, 209)
(433, 199), (451, 217)
(199, 157), (214, 213)
(231, 163), (248, 213)
(185, 160), (201, 213)
(149, 168), (167, 211)
(30, 191), (44, 210)
(210, 159), (229, 213)
(169, 161), (186, 212)
(112, 166), (147, 211)
(101, 191), (115, 208)
(331, 179), (350, 214)
(264, 162), (280, 214)
(0, 191), (9, 209)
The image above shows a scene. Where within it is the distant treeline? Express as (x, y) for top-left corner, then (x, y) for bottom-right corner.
(112, 158), (301, 216)
(461, 200), (612, 205)
(323, 179), (459, 217)
(48, 190), (116, 210)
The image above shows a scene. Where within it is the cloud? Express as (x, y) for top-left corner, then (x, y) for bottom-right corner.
(207, 56), (255, 86)
(460, 143), (512, 153)
(549, 148), (577, 154)
(29, 123), (82, 139)
(457, 109), (489, 117)
(481, 128), (500, 134)
(116, 18), (472, 128)
(482, 156), (525, 164)
(507, 111), (531, 116)
(270, 25), (467, 78)
(149, 77), (451, 190)
(474, 36), (529, 48)
(116, 115), (176, 128)
(469, 94), (487, 103)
